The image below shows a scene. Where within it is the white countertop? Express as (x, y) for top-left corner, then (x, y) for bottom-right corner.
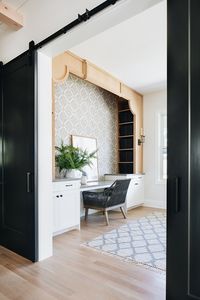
(53, 178), (114, 191)
(53, 178), (81, 182)
(80, 181), (114, 191)
(104, 173), (145, 176)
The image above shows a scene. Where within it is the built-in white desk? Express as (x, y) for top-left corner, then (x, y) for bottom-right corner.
(53, 175), (144, 236)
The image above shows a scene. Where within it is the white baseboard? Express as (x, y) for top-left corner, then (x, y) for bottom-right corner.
(53, 224), (80, 237)
(143, 200), (166, 209)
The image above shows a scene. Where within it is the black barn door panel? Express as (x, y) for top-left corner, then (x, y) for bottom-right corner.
(0, 52), (38, 262)
(189, 0), (200, 297)
(167, 0), (189, 299)
(167, 0), (200, 299)
(0, 64), (3, 232)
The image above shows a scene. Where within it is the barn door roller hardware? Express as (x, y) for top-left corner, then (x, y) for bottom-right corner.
(3, 0), (121, 63)
(78, 9), (90, 22)
(36, 0), (120, 50)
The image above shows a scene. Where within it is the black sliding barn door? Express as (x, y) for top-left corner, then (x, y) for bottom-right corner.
(167, 0), (200, 299)
(0, 64), (3, 230)
(0, 52), (38, 262)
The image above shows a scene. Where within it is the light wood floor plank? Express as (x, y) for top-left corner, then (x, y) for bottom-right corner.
(0, 207), (166, 300)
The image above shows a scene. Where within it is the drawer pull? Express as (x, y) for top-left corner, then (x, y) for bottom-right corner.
(56, 195), (59, 198)
(65, 184), (73, 187)
(60, 195), (63, 197)
(134, 183), (139, 185)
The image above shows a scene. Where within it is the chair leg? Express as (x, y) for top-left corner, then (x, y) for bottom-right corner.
(120, 206), (127, 219)
(105, 210), (109, 225)
(85, 208), (89, 221)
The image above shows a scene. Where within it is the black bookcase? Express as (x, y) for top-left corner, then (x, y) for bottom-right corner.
(118, 99), (134, 174)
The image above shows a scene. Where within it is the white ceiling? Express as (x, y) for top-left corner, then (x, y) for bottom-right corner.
(71, 1), (166, 95)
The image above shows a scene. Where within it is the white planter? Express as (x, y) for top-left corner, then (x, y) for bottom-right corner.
(65, 169), (82, 179)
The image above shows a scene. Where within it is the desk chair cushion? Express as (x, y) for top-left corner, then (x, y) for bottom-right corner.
(82, 191), (108, 208)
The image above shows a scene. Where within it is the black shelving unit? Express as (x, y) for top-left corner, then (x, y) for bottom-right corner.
(118, 99), (134, 174)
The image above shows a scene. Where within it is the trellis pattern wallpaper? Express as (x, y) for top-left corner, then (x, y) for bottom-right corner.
(54, 74), (118, 179)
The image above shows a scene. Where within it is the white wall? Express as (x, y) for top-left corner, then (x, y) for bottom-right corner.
(143, 89), (167, 209)
(37, 51), (53, 260)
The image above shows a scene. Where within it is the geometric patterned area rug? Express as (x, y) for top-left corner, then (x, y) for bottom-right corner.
(83, 211), (166, 272)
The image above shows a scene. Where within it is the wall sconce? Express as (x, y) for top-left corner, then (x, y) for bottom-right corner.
(138, 128), (145, 146)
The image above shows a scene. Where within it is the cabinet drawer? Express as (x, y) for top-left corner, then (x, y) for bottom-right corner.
(132, 175), (144, 182)
(53, 180), (80, 192)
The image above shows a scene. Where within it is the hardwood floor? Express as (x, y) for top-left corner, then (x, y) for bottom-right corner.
(0, 207), (166, 300)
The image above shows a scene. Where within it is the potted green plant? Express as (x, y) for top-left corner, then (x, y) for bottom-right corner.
(55, 141), (97, 178)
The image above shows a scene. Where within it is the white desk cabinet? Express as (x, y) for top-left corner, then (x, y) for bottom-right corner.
(126, 175), (144, 208)
(53, 180), (81, 236)
(104, 174), (144, 210)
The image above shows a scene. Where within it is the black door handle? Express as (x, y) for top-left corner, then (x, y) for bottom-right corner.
(174, 177), (180, 213)
(26, 172), (31, 193)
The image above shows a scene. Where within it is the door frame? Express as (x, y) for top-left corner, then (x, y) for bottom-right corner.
(1, 0), (169, 265)
(34, 50), (39, 262)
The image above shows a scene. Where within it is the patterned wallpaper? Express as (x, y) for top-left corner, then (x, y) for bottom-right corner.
(54, 74), (118, 179)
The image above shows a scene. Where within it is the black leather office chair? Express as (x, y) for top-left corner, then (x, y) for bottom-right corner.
(82, 179), (131, 225)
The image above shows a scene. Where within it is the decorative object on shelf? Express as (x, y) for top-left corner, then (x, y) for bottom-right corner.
(72, 135), (99, 181)
(81, 171), (88, 185)
(138, 128), (145, 146)
(55, 140), (97, 178)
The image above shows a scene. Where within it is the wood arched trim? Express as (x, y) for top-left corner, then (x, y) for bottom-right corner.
(52, 51), (144, 177)
(52, 65), (70, 83)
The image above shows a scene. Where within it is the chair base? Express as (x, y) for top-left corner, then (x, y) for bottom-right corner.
(84, 204), (127, 226)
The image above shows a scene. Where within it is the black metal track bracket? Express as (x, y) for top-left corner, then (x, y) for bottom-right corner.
(78, 9), (91, 22)
(28, 41), (35, 65)
(29, 41), (35, 53)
